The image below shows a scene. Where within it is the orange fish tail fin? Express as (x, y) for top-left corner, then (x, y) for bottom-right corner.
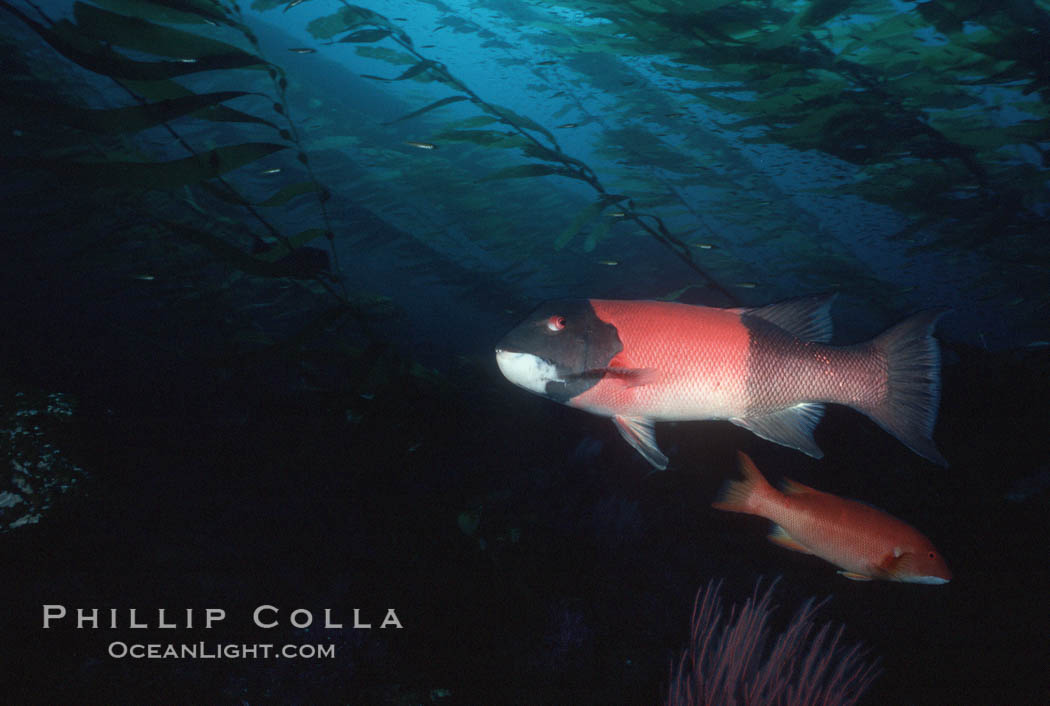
(712, 452), (777, 515)
(865, 308), (949, 466)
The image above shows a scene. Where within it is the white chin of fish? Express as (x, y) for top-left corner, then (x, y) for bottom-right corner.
(909, 575), (951, 585)
(495, 350), (561, 395)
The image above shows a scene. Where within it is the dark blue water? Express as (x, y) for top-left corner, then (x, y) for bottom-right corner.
(1, 1), (1048, 704)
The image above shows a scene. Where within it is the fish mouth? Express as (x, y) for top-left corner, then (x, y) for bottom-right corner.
(495, 349), (562, 395)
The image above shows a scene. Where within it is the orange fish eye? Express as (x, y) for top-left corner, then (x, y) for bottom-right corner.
(547, 315), (567, 331)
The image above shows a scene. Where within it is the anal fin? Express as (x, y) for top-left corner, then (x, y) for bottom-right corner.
(767, 524), (813, 554)
(731, 403), (825, 458)
(612, 415), (668, 470)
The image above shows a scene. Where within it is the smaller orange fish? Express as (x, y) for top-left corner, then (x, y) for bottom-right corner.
(713, 453), (952, 584)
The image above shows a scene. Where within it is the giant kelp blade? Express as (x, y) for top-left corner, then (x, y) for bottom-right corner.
(582, 218), (612, 253)
(382, 96), (470, 125)
(432, 129), (528, 148)
(448, 115), (502, 129)
(166, 221), (322, 279)
(279, 0), (313, 11)
(89, 0), (234, 26)
(520, 143), (589, 171)
(306, 4), (389, 40)
(199, 180), (253, 207)
(256, 228), (329, 261)
(337, 28), (392, 43)
(798, 0), (855, 28)
(248, 0), (314, 12)
(121, 77), (211, 101)
(0, 2), (259, 81)
(839, 13), (922, 55)
(362, 60), (437, 82)
(915, 1), (965, 35)
(554, 200), (606, 250)
(72, 2), (260, 62)
(478, 164), (579, 182)
(136, 0), (236, 27)
(230, 305), (354, 368)
(258, 182), (321, 207)
(686, 0), (740, 11)
(15, 91), (257, 134)
(191, 104), (281, 130)
(18, 143), (288, 191)
(119, 79), (279, 129)
(488, 104), (557, 146)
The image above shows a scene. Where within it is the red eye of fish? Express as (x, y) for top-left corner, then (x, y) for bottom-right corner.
(547, 315), (566, 331)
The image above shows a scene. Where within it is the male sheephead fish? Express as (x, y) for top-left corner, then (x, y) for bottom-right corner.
(713, 452), (952, 583)
(494, 295), (946, 470)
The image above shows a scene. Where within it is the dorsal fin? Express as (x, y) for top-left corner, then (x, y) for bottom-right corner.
(743, 293), (837, 343)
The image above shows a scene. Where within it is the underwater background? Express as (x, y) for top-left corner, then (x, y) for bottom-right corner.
(1, 0), (1048, 703)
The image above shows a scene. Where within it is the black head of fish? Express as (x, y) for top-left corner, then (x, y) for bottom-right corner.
(495, 299), (622, 402)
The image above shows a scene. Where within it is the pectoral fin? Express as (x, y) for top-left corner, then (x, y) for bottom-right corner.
(603, 366), (659, 387)
(612, 415), (668, 470)
(878, 549), (912, 581)
(600, 354), (660, 387)
(568, 366), (658, 388)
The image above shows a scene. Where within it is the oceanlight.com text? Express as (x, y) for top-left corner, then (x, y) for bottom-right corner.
(107, 641), (336, 660)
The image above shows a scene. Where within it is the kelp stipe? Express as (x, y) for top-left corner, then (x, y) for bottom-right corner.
(1, 0), (376, 352)
(510, 0), (1049, 310)
(254, 0), (739, 304)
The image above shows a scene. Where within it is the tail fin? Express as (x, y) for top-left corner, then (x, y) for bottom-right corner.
(865, 309), (949, 466)
(712, 452), (777, 515)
